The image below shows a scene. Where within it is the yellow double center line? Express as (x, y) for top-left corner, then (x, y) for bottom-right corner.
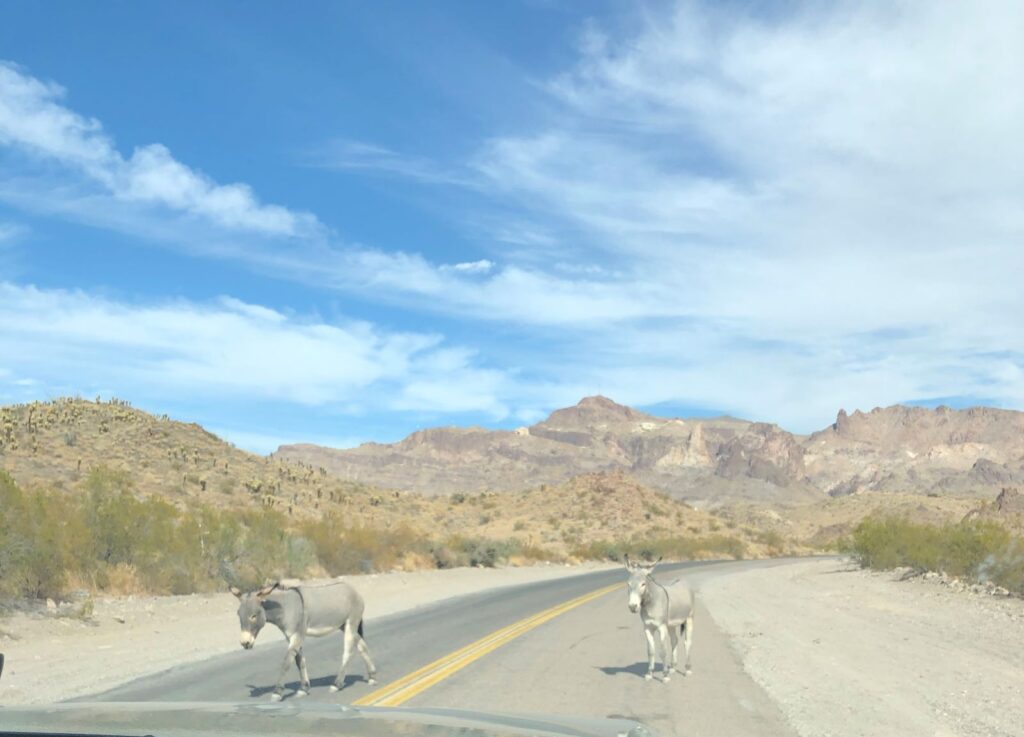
(352, 582), (620, 707)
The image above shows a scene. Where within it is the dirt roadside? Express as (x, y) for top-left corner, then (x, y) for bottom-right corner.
(0, 562), (614, 705)
(699, 558), (1024, 737)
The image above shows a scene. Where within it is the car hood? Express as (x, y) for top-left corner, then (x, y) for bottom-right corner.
(0, 701), (657, 737)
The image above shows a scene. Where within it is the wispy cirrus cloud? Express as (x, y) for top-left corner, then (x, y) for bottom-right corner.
(306, 138), (473, 186)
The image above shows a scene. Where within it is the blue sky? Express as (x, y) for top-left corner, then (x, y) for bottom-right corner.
(1, 1), (1022, 453)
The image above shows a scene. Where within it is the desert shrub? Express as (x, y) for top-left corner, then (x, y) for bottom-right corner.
(847, 516), (1023, 593)
(752, 529), (787, 555)
(570, 539), (625, 562)
(302, 514), (431, 575)
(443, 536), (523, 568)
(572, 534), (746, 562)
(0, 472), (71, 599)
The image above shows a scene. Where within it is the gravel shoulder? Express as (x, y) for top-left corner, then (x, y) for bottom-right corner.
(0, 562), (613, 705)
(699, 558), (1024, 737)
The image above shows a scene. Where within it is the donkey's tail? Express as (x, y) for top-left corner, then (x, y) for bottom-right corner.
(358, 619), (365, 639)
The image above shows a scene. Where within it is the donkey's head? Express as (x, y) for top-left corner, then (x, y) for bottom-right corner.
(624, 555), (661, 613)
(230, 583), (276, 649)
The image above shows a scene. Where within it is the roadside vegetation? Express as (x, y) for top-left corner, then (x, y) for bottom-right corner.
(843, 515), (1024, 595)
(0, 466), (772, 603)
(572, 533), (748, 562)
(0, 469), (569, 602)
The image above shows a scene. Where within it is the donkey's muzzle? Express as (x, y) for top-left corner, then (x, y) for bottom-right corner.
(240, 632), (256, 649)
(628, 604), (639, 613)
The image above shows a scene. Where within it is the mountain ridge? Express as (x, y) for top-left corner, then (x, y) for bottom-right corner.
(276, 396), (1024, 503)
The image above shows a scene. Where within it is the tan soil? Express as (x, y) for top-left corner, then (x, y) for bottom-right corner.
(699, 558), (1024, 737)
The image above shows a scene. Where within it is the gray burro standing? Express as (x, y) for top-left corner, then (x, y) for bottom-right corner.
(625, 555), (694, 682)
(231, 578), (377, 700)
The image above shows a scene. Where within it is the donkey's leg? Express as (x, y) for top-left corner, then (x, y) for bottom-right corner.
(293, 647), (311, 695)
(658, 625), (673, 681)
(355, 634), (378, 684)
(643, 626), (657, 680)
(330, 625), (357, 692)
(681, 614), (694, 675)
(667, 626), (680, 679)
(271, 634), (303, 701)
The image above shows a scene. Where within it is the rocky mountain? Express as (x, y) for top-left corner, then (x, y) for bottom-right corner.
(277, 397), (1024, 504)
(805, 405), (1024, 496)
(0, 398), (782, 557)
(277, 396), (814, 503)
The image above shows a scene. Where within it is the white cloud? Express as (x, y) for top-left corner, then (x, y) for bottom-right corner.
(3, 3), (1024, 432)
(442, 259), (494, 275)
(0, 282), (512, 415)
(449, 0), (1024, 426)
(0, 61), (321, 238)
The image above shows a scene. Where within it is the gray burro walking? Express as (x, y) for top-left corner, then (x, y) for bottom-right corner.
(625, 555), (694, 682)
(231, 578), (377, 700)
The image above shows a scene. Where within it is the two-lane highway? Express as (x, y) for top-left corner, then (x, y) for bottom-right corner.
(87, 559), (801, 737)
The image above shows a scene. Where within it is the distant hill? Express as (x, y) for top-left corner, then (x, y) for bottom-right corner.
(277, 397), (1024, 503)
(0, 397), (388, 521)
(806, 405), (1024, 496)
(0, 398), (779, 557)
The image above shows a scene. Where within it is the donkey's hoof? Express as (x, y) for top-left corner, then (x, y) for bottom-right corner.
(270, 693), (283, 702)
(644, 673), (654, 681)
(367, 677), (378, 685)
(329, 684), (341, 693)
(684, 667), (693, 676)
(294, 689), (308, 698)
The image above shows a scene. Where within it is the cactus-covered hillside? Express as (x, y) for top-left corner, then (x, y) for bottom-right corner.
(0, 397), (395, 522)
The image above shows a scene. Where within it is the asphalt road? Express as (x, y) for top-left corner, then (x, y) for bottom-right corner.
(88, 559), (800, 737)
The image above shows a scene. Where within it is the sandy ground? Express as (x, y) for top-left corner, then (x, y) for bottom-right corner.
(700, 558), (1024, 737)
(0, 562), (613, 705)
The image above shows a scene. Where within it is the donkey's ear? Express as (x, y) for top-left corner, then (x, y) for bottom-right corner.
(229, 586), (243, 598)
(256, 582), (278, 599)
(624, 553), (632, 569)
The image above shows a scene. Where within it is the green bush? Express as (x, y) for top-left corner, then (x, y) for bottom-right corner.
(847, 515), (1024, 594)
(0, 472), (71, 599)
